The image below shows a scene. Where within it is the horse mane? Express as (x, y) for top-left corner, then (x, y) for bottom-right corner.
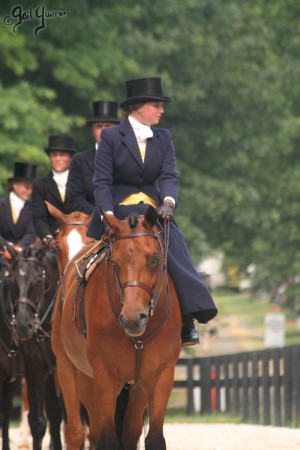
(23, 246), (32, 259)
(128, 213), (139, 230)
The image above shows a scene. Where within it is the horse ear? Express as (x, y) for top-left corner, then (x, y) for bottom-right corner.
(45, 201), (68, 225)
(101, 210), (120, 231)
(143, 206), (158, 229)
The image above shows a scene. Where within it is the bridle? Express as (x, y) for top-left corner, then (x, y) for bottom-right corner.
(105, 221), (171, 388)
(9, 256), (57, 341)
(58, 220), (90, 229)
(107, 223), (168, 316)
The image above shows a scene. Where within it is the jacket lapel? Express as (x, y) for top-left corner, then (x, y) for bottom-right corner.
(144, 131), (160, 168)
(5, 197), (17, 235)
(14, 202), (29, 234)
(121, 119), (144, 169)
(87, 147), (96, 172)
(45, 172), (63, 204)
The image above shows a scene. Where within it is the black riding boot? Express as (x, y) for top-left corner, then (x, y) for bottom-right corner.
(181, 314), (200, 346)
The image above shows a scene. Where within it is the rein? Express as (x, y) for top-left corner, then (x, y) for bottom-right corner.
(106, 221), (171, 388)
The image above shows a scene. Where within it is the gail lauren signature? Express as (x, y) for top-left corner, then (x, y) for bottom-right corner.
(4, 5), (70, 36)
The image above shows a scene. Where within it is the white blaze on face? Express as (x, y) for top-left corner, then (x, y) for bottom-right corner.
(67, 229), (84, 261)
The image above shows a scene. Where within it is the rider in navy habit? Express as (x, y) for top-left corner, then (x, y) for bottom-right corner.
(0, 162), (38, 253)
(66, 101), (120, 215)
(87, 77), (218, 345)
(31, 134), (76, 247)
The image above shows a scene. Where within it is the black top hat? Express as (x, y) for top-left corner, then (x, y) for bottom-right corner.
(86, 100), (120, 125)
(45, 134), (77, 155)
(7, 162), (38, 183)
(120, 77), (172, 108)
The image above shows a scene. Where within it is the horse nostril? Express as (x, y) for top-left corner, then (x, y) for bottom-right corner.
(139, 313), (147, 321)
(119, 314), (126, 327)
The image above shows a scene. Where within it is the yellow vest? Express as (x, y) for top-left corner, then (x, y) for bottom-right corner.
(119, 192), (158, 208)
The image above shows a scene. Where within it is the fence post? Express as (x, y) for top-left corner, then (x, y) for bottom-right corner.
(232, 353), (240, 415)
(242, 353), (249, 422)
(186, 358), (195, 415)
(272, 348), (282, 427)
(283, 346), (292, 425)
(262, 350), (271, 425)
(291, 345), (300, 426)
(251, 351), (259, 424)
(200, 357), (211, 414)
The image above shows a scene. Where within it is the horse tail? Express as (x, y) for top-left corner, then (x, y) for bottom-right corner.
(115, 386), (130, 447)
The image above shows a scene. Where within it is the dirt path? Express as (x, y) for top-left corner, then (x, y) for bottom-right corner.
(8, 423), (300, 449)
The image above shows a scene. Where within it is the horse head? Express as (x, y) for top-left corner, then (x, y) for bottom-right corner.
(45, 201), (95, 273)
(103, 206), (167, 337)
(9, 245), (59, 340)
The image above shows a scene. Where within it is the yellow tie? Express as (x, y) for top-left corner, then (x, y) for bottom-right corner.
(59, 188), (65, 202)
(10, 201), (18, 224)
(138, 143), (146, 163)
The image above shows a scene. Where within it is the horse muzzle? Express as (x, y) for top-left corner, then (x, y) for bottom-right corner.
(13, 298), (36, 340)
(119, 311), (149, 337)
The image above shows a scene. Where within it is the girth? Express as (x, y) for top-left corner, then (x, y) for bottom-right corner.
(71, 243), (109, 339)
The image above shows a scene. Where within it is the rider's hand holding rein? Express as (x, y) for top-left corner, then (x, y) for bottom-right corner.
(157, 201), (175, 222)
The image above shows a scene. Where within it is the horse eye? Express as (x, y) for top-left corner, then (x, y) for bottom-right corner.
(148, 255), (160, 268)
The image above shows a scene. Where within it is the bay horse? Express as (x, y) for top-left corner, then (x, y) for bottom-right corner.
(7, 244), (63, 450)
(0, 253), (23, 450)
(51, 206), (182, 450)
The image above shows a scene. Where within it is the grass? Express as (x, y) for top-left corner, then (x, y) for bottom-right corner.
(165, 409), (243, 424)
(209, 288), (300, 348)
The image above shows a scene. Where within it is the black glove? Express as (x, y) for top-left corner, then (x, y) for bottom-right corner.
(43, 235), (57, 251)
(157, 202), (175, 222)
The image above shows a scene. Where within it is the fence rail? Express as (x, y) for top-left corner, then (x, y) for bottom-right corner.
(174, 344), (300, 426)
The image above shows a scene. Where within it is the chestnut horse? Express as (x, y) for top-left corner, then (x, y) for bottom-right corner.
(51, 206), (182, 450)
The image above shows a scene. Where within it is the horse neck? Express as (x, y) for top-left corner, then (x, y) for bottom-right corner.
(0, 277), (15, 343)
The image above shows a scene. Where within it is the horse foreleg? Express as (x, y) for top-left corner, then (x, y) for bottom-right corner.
(144, 366), (176, 450)
(56, 358), (85, 450)
(1, 376), (22, 450)
(122, 386), (148, 450)
(92, 368), (121, 450)
(18, 378), (31, 450)
(44, 374), (63, 450)
(25, 374), (47, 450)
(75, 372), (97, 449)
